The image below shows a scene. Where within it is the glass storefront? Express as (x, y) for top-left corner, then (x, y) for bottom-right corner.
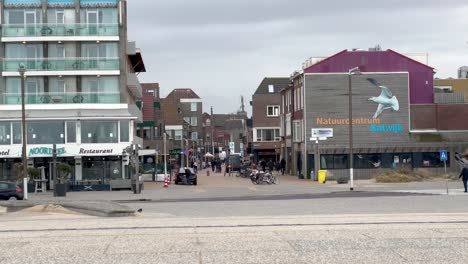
(0, 159), (21, 182)
(82, 156), (122, 184)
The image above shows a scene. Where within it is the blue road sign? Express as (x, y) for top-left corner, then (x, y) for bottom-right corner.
(440, 150), (448, 162)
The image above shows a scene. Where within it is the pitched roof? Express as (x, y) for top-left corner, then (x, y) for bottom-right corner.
(166, 88), (200, 99)
(254, 77), (290, 95)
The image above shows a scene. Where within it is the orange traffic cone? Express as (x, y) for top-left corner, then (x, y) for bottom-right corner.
(164, 176), (169, 188)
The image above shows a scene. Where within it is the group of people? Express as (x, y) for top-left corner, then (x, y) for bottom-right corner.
(254, 158), (287, 175)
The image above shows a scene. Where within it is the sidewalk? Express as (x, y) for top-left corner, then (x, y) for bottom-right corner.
(27, 168), (468, 202)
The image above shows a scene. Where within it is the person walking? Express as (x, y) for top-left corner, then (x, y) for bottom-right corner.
(459, 166), (468, 193)
(193, 161), (198, 173)
(297, 157), (303, 178)
(260, 159), (266, 172)
(267, 159), (274, 172)
(280, 158), (286, 175)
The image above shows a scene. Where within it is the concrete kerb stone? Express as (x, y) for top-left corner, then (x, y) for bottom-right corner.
(0, 200), (135, 217)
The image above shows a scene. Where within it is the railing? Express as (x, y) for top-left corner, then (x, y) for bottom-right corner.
(2, 23), (119, 37)
(2, 57), (120, 72)
(2, 92), (120, 105)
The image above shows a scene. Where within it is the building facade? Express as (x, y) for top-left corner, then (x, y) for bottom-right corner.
(0, 0), (145, 190)
(161, 89), (202, 167)
(299, 49), (468, 180)
(251, 77), (289, 163)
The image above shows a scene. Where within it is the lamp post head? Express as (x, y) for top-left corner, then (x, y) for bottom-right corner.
(18, 63), (26, 75)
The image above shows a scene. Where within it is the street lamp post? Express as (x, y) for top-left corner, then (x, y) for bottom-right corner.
(19, 64), (28, 198)
(348, 67), (361, 191)
(163, 132), (168, 180)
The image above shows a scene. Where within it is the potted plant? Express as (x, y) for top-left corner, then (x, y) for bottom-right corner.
(27, 167), (41, 193)
(55, 163), (72, 197)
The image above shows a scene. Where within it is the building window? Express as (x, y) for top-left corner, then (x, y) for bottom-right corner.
(206, 119), (211, 126)
(255, 128), (281, 142)
(143, 127), (151, 140)
(0, 122), (11, 145)
(191, 132), (198, 140)
(190, 117), (198, 126)
(285, 114), (291, 136)
(321, 155), (349, 169)
(81, 121), (118, 143)
(354, 154), (382, 169)
(66, 121), (76, 143)
(120, 121), (129, 142)
(268, 85), (274, 93)
(191, 102), (197, 112)
(27, 121), (65, 145)
(413, 152), (448, 168)
(154, 126), (159, 138)
(13, 122), (22, 144)
(267, 106), (280, 117)
(174, 130), (182, 140)
(293, 120), (302, 142)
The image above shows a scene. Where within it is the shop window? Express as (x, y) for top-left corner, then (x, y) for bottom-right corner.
(354, 154), (382, 169)
(0, 122), (11, 145)
(413, 152), (448, 168)
(12, 122), (22, 144)
(66, 121), (76, 143)
(81, 121), (118, 143)
(27, 121), (65, 145)
(321, 154), (348, 169)
(382, 153), (413, 168)
(119, 121), (129, 142)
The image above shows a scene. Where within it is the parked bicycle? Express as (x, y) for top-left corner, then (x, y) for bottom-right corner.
(250, 170), (279, 185)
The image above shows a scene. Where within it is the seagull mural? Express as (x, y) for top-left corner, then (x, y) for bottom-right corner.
(367, 78), (399, 119)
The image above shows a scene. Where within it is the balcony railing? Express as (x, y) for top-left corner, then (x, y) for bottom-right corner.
(2, 92), (120, 105)
(2, 57), (120, 72)
(2, 23), (119, 38)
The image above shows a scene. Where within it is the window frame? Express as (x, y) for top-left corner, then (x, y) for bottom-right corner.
(266, 105), (280, 117)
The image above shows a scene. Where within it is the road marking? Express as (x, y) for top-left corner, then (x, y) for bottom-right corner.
(195, 188), (206, 193)
(248, 186), (257, 191)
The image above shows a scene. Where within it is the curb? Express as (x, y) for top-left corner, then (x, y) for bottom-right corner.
(0, 201), (135, 217)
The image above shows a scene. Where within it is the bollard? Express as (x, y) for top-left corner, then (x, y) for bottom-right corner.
(207, 170), (210, 176)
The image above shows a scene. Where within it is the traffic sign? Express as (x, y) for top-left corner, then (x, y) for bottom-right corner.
(440, 150), (448, 161)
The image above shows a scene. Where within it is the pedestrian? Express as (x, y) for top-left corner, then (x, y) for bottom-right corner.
(459, 166), (468, 193)
(267, 159), (274, 172)
(280, 158), (286, 175)
(260, 159), (266, 172)
(297, 157), (302, 177)
(184, 167), (192, 184)
(212, 160), (216, 172)
(194, 161), (198, 173)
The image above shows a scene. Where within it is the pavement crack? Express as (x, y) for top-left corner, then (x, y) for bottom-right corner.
(391, 248), (409, 262)
(103, 235), (118, 255)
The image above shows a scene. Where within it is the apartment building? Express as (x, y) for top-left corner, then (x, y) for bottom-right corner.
(161, 88), (203, 166)
(251, 77), (289, 163)
(0, 0), (145, 191)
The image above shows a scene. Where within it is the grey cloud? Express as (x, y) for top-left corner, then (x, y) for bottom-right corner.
(128, 1), (468, 114)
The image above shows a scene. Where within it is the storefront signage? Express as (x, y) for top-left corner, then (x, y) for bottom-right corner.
(0, 150), (10, 156)
(79, 148), (113, 154)
(316, 117), (381, 125)
(369, 124), (403, 134)
(311, 128), (334, 138)
(29, 147), (66, 156)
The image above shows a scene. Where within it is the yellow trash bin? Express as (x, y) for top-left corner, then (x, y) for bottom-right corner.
(318, 170), (327, 184)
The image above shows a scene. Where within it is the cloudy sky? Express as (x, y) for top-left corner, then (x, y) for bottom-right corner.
(127, 0), (468, 114)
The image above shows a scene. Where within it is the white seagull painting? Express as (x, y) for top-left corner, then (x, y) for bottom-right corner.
(367, 78), (399, 119)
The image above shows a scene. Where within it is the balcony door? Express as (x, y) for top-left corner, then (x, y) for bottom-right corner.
(84, 44), (99, 69)
(26, 80), (39, 104)
(26, 45), (39, 70)
(87, 79), (99, 103)
(87, 11), (98, 35)
(25, 11), (37, 36)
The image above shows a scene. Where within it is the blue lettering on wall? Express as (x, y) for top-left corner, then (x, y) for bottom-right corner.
(369, 124), (403, 134)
